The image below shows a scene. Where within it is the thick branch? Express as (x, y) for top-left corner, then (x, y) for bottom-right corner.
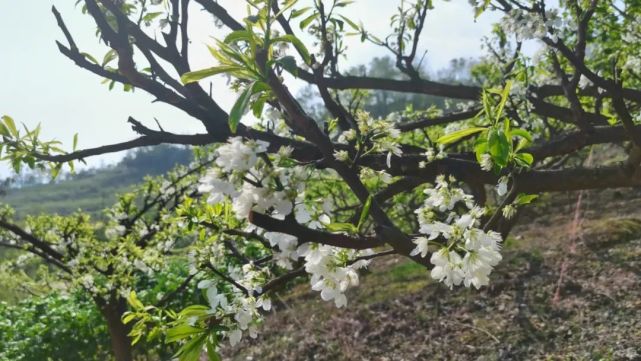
(248, 212), (384, 250)
(297, 71), (482, 100)
(32, 130), (214, 163)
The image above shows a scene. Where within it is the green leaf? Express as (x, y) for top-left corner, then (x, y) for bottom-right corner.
(127, 291), (144, 310)
(335, 0), (355, 6)
(272, 0), (298, 20)
(180, 66), (242, 84)
(175, 334), (208, 361)
(72, 133), (79, 151)
(474, 0), (492, 18)
(325, 222), (358, 234)
(299, 12), (319, 30)
(510, 128), (532, 142)
(80, 52), (99, 65)
(251, 96), (267, 118)
(488, 128), (510, 167)
(474, 138), (488, 163)
(130, 330), (143, 346)
(142, 11), (163, 23)
(514, 152), (534, 166)
(102, 49), (117, 67)
(0, 122), (8, 137)
(166, 324), (206, 343)
(11, 157), (22, 173)
(437, 127), (487, 145)
(272, 35), (311, 63)
(206, 339), (222, 361)
(275, 56), (298, 76)
(146, 327), (161, 343)
(50, 163), (61, 179)
(228, 81), (256, 133)
(2, 115), (18, 137)
(515, 193), (538, 205)
(356, 195), (372, 232)
(121, 312), (137, 324)
(333, 18), (345, 31)
(224, 30), (254, 44)
(407, 16), (416, 30)
(290, 7), (311, 18)
(337, 15), (359, 31)
(511, 128), (532, 152)
(495, 80), (512, 122)
(481, 90), (493, 122)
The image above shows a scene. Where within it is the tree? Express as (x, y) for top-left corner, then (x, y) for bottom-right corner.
(0, 165), (204, 361)
(2, 0), (641, 360)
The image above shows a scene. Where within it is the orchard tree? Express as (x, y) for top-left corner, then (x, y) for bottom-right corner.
(0, 164), (206, 360)
(3, 0), (641, 360)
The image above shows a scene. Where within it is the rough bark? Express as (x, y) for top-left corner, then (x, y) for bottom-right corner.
(99, 298), (133, 361)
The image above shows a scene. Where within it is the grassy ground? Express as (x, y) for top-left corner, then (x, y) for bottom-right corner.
(223, 188), (641, 361)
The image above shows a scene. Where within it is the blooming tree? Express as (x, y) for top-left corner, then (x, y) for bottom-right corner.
(0, 163), (205, 360)
(3, 0), (641, 360)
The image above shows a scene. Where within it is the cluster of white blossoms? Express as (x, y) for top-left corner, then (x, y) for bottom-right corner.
(197, 265), (272, 346)
(198, 137), (304, 221)
(621, 16), (641, 73)
(419, 145), (447, 168)
(300, 244), (373, 308)
(500, 8), (562, 41)
(264, 231), (300, 270)
(411, 176), (503, 289)
(335, 110), (403, 167)
(196, 137), (378, 345)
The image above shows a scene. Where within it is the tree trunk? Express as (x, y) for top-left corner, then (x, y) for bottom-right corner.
(99, 298), (134, 361)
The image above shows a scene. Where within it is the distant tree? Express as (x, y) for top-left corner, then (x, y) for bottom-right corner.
(120, 145), (193, 175)
(0, 178), (12, 198)
(298, 56), (477, 120)
(2, 1), (641, 360)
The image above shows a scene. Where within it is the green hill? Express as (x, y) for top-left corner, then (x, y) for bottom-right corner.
(2, 145), (193, 218)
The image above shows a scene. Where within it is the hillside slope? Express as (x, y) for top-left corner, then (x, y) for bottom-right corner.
(2, 145), (192, 218)
(223, 189), (641, 361)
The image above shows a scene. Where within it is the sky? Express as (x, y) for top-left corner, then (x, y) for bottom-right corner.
(0, 0), (500, 177)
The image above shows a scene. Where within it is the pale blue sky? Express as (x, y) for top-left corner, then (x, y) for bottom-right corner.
(0, 1), (499, 177)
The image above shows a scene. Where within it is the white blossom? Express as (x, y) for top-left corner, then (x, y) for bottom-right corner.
(502, 204), (517, 219)
(430, 249), (465, 289)
(410, 236), (430, 258)
(333, 150), (350, 162)
(496, 177), (509, 196)
(215, 137), (267, 173)
(228, 329), (242, 346)
(480, 154), (493, 171)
